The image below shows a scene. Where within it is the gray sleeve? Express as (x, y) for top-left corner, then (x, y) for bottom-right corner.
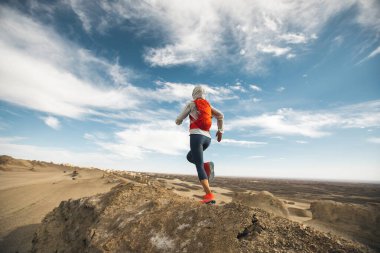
(175, 102), (192, 125)
(211, 106), (224, 133)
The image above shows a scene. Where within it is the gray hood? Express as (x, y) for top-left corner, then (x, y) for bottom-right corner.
(192, 86), (206, 100)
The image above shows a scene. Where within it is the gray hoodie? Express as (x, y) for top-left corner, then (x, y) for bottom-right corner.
(176, 86), (224, 138)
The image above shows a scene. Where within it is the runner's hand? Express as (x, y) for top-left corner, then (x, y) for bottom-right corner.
(216, 131), (222, 142)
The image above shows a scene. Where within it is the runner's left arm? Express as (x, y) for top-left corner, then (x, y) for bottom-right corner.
(211, 106), (224, 133)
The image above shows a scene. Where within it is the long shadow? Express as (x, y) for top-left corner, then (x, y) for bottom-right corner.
(0, 223), (39, 253)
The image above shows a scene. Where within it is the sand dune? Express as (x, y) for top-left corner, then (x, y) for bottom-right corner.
(233, 191), (289, 218)
(288, 207), (311, 218)
(0, 156), (119, 253)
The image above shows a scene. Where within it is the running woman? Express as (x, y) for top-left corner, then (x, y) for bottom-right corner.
(175, 86), (224, 204)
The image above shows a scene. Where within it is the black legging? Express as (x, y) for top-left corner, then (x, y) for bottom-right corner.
(186, 134), (211, 180)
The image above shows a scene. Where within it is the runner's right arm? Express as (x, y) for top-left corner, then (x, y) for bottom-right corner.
(175, 102), (192, 125)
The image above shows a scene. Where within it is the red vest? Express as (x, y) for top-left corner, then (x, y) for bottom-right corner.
(190, 98), (212, 131)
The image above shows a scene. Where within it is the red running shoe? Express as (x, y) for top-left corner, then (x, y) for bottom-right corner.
(200, 193), (216, 204)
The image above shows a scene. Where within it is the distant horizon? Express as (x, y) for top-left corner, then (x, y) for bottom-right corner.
(4, 154), (380, 185)
(0, 1), (379, 181)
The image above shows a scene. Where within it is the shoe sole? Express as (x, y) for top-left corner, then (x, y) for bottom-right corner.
(208, 162), (215, 182)
(200, 199), (216, 205)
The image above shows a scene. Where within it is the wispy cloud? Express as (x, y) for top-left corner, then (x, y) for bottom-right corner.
(279, 33), (308, 44)
(0, 6), (238, 122)
(250, 84), (262, 92)
(152, 81), (237, 103)
(367, 137), (380, 144)
(0, 6), (139, 119)
(248, 155), (265, 159)
(42, 116), (60, 130)
(358, 45), (380, 64)
(228, 100), (380, 138)
(257, 44), (291, 56)
(220, 138), (267, 147)
(85, 120), (189, 159)
(355, 0), (380, 31)
(0, 136), (26, 143)
(0, 44), (138, 118)
(286, 53), (296, 59)
(277, 86), (286, 92)
(229, 82), (247, 93)
(58, 0), (380, 72)
(367, 46), (380, 59)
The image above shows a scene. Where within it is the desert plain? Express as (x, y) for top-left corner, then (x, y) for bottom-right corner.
(0, 155), (379, 252)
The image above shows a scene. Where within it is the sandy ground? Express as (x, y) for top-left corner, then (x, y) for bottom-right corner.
(0, 163), (118, 253)
(1, 156), (379, 252)
(161, 177), (313, 223)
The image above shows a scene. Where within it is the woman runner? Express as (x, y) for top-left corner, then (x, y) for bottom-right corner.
(175, 86), (224, 204)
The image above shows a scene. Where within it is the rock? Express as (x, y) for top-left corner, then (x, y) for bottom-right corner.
(233, 191), (289, 217)
(308, 200), (380, 251)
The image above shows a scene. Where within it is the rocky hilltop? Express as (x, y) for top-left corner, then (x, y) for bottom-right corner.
(31, 181), (371, 253)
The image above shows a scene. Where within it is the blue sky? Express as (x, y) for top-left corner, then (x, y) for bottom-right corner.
(0, 0), (379, 181)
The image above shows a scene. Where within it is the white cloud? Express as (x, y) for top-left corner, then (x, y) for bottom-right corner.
(279, 33), (308, 44)
(0, 7), (139, 119)
(252, 98), (262, 103)
(286, 53), (296, 59)
(42, 116), (60, 130)
(0, 7), (233, 123)
(296, 140), (308, 144)
(367, 137), (380, 144)
(0, 45), (138, 118)
(366, 46), (380, 59)
(88, 124), (267, 159)
(1, 7), (238, 122)
(337, 100), (380, 128)
(257, 44), (291, 56)
(357, 45), (380, 64)
(248, 155), (265, 159)
(355, 0), (380, 31)
(0, 136), (26, 143)
(151, 81), (237, 103)
(86, 120), (189, 159)
(250, 85), (262, 92)
(228, 100), (380, 138)
(230, 109), (334, 138)
(220, 138), (267, 147)
(59, 0), (380, 72)
(333, 35), (344, 46)
(68, 0), (93, 32)
(277, 86), (286, 92)
(230, 82), (247, 93)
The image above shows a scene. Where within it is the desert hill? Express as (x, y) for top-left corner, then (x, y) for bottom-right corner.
(32, 182), (369, 253)
(0, 155), (121, 253)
